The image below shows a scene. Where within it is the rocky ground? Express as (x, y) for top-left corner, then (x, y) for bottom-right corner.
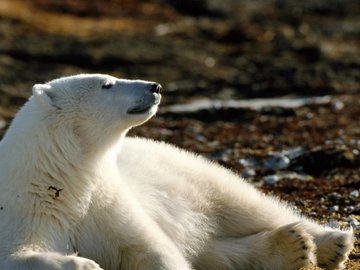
(0, 0), (359, 268)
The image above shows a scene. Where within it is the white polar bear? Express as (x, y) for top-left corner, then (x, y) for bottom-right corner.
(0, 74), (354, 270)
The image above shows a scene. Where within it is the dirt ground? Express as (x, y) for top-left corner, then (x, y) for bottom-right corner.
(0, 0), (359, 268)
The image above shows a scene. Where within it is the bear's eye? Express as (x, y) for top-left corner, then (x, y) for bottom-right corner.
(102, 83), (113, 90)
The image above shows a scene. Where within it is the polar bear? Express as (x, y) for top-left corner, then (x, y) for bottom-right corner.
(0, 74), (354, 270)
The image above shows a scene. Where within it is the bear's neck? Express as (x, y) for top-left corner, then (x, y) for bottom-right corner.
(0, 103), (124, 224)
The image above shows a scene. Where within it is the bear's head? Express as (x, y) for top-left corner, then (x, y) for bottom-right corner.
(30, 74), (161, 152)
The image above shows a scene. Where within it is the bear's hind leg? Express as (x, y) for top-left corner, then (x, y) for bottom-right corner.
(195, 222), (316, 270)
(303, 223), (354, 270)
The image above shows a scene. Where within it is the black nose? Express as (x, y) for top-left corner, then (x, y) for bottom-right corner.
(150, 83), (162, 94)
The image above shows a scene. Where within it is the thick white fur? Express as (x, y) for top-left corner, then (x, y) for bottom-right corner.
(0, 74), (354, 270)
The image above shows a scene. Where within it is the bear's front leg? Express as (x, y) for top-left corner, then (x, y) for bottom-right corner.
(87, 179), (193, 270)
(113, 215), (192, 270)
(2, 250), (103, 270)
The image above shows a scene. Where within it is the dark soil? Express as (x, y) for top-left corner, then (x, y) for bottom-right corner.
(0, 0), (359, 268)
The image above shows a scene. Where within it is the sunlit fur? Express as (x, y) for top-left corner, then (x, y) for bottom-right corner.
(0, 74), (354, 270)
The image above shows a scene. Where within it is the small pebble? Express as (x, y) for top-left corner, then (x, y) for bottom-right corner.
(329, 205), (339, 212)
(204, 57), (216, 68)
(241, 168), (256, 178)
(0, 118), (6, 129)
(154, 23), (171, 36)
(349, 204), (360, 216)
(329, 192), (342, 200)
(344, 206), (355, 213)
(194, 134), (206, 142)
(350, 190), (359, 198)
(158, 128), (173, 136)
(239, 158), (257, 168)
(264, 175), (280, 185)
(332, 100), (344, 110)
(281, 147), (305, 159)
(346, 216), (360, 229)
(264, 154), (290, 170)
(208, 149), (231, 161)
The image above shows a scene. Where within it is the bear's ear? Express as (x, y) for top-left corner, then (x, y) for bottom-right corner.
(32, 84), (53, 109)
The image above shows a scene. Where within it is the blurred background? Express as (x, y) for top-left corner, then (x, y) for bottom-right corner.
(0, 0), (359, 267)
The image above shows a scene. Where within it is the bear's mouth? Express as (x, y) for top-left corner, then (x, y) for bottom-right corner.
(127, 104), (154, 114)
(127, 101), (160, 114)
(127, 95), (161, 114)
(127, 95), (161, 115)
